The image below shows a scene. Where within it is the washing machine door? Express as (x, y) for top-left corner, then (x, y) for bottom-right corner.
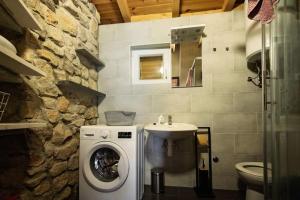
(83, 141), (129, 192)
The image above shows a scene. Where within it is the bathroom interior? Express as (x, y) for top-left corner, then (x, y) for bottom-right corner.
(0, 0), (299, 200)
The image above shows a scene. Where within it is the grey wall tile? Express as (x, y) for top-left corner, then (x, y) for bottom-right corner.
(172, 113), (213, 127)
(165, 170), (195, 187)
(213, 175), (238, 190)
(202, 53), (235, 74)
(233, 92), (262, 112)
(191, 94), (233, 113)
(114, 21), (150, 43)
(189, 12), (232, 36)
(234, 50), (248, 72)
(99, 60), (118, 79)
(213, 113), (257, 132)
(132, 84), (173, 95)
(98, 78), (132, 95)
(99, 95), (152, 114)
(99, 41), (131, 60)
(235, 134), (263, 154)
(213, 73), (259, 94)
(211, 134), (235, 154)
(152, 94), (191, 113)
(232, 4), (246, 31)
(99, 25), (117, 44)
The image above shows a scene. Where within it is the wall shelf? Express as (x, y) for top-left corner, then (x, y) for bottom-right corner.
(0, 47), (46, 76)
(57, 80), (106, 98)
(76, 48), (104, 71)
(0, 0), (43, 31)
(0, 122), (47, 131)
(0, 67), (22, 83)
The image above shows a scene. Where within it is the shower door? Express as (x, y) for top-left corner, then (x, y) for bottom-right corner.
(264, 0), (300, 199)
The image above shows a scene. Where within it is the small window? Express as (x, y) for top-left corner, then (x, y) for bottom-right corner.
(132, 48), (171, 84)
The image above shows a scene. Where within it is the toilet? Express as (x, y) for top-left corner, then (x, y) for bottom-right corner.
(235, 162), (270, 200)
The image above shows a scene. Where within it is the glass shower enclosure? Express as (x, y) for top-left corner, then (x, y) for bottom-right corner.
(264, 0), (300, 199)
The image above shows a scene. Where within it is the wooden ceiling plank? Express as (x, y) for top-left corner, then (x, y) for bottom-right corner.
(181, 0), (223, 7)
(92, 0), (116, 4)
(131, 12), (172, 22)
(181, 3), (223, 13)
(131, 3), (172, 15)
(116, 0), (131, 22)
(222, 0), (237, 11)
(172, 0), (181, 17)
(180, 9), (223, 16)
(128, 0), (172, 7)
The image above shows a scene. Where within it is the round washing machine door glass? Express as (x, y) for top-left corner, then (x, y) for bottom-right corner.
(83, 142), (129, 192)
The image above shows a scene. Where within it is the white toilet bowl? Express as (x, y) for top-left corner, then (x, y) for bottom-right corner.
(235, 162), (270, 200)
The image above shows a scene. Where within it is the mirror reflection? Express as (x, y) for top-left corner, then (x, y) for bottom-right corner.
(171, 25), (205, 88)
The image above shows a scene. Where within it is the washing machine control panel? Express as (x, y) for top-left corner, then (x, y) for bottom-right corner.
(118, 132), (132, 138)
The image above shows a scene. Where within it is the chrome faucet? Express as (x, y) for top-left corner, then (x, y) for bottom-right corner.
(168, 115), (172, 125)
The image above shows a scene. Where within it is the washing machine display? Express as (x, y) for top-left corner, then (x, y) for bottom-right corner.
(90, 147), (120, 182)
(118, 132), (132, 138)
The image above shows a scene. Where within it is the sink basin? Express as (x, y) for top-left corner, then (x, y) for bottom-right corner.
(145, 123), (197, 156)
(145, 123), (197, 140)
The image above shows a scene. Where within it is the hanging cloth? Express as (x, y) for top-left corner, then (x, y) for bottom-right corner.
(185, 67), (194, 87)
(248, 0), (279, 23)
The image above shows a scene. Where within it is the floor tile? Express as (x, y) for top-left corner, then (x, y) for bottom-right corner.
(143, 186), (244, 200)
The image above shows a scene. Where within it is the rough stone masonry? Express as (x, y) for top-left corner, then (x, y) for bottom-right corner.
(1, 0), (100, 199)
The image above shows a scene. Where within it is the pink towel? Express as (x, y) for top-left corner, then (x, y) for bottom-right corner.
(248, 0), (279, 23)
(185, 67), (194, 87)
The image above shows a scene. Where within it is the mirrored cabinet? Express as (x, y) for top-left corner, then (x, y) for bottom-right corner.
(171, 25), (205, 88)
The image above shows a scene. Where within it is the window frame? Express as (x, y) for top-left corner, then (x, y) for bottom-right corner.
(131, 48), (171, 85)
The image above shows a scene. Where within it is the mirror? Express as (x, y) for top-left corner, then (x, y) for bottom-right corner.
(171, 25), (205, 88)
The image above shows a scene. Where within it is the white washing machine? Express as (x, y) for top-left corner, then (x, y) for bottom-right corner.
(79, 125), (144, 200)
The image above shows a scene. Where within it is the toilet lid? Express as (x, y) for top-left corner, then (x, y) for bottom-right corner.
(235, 162), (269, 177)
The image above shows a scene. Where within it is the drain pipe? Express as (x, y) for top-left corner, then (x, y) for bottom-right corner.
(261, 23), (269, 200)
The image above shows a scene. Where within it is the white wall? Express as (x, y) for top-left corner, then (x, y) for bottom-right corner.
(98, 5), (262, 190)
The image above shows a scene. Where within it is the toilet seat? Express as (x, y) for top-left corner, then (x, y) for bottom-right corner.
(235, 162), (271, 200)
(235, 162), (264, 178)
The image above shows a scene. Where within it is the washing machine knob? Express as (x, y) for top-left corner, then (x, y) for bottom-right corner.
(100, 130), (110, 139)
(101, 135), (108, 139)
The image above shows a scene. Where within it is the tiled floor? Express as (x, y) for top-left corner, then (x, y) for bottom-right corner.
(143, 186), (244, 200)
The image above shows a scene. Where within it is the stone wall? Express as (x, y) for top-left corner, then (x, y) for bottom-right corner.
(0, 0), (100, 199)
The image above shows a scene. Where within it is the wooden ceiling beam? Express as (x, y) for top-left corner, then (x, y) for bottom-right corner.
(222, 0), (236, 11)
(172, 0), (181, 17)
(116, 0), (131, 22)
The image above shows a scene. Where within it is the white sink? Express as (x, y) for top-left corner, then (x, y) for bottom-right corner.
(145, 123), (197, 140)
(145, 123), (197, 156)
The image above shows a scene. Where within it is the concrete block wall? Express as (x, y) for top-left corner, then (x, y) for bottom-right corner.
(98, 5), (262, 190)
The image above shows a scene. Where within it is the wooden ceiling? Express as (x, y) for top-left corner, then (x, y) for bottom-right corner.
(91, 0), (243, 24)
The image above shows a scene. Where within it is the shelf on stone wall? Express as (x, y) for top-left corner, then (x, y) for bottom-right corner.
(57, 80), (106, 98)
(76, 48), (105, 71)
(0, 122), (47, 131)
(0, 46), (46, 77)
(0, 67), (23, 83)
(0, 0), (43, 31)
